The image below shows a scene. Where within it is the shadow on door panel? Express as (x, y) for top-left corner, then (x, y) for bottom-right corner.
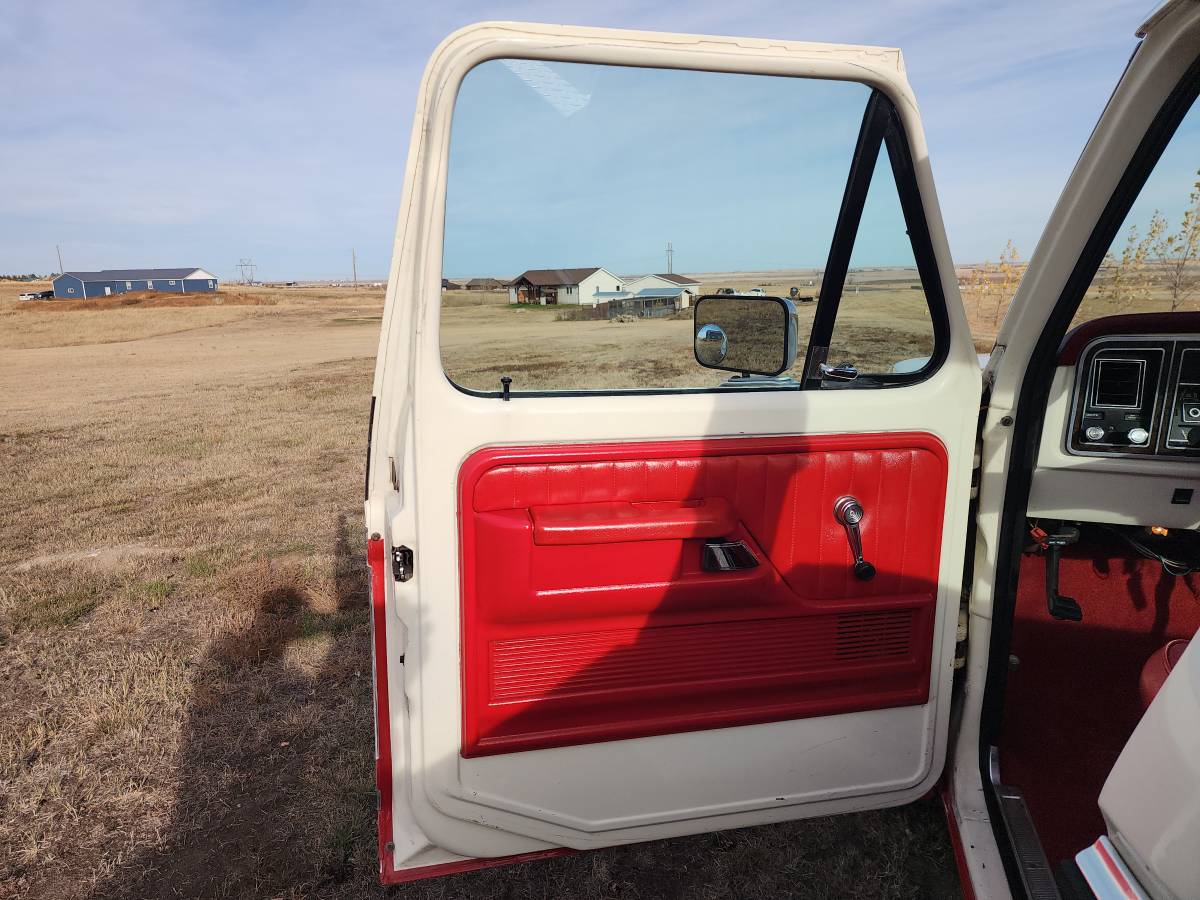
(458, 434), (947, 757)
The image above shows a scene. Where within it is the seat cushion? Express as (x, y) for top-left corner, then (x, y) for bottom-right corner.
(1139, 639), (1191, 709)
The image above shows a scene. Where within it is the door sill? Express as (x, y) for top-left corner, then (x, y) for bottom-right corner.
(989, 746), (1061, 900)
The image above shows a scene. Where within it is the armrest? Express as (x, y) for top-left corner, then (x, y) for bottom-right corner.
(531, 498), (735, 545)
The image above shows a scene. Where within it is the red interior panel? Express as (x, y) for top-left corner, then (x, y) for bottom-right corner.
(459, 433), (948, 757)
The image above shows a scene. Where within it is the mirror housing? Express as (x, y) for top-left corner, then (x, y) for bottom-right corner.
(692, 295), (798, 377)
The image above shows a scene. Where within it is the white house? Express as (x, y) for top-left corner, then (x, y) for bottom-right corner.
(509, 267), (625, 305)
(622, 273), (702, 308)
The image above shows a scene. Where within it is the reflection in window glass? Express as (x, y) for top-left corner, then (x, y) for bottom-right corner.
(441, 60), (936, 392)
(1074, 100), (1200, 327)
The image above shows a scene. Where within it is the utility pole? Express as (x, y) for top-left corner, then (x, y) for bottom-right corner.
(56, 245), (64, 273)
(352, 249), (358, 289)
(666, 241), (673, 275)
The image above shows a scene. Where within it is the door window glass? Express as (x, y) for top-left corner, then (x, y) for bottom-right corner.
(441, 60), (942, 393)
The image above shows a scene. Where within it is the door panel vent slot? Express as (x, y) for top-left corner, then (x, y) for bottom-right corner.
(489, 608), (917, 704)
(835, 609), (914, 661)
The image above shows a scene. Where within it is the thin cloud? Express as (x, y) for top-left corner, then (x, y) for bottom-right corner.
(0, 0), (1151, 279)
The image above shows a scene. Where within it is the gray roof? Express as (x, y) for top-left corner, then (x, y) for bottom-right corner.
(636, 287), (686, 297)
(58, 268), (209, 281)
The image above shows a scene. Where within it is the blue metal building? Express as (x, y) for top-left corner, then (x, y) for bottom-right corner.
(52, 268), (219, 299)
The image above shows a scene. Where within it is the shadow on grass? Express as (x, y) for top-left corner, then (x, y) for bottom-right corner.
(94, 513), (378, 899)
(93, 509), (961, 900)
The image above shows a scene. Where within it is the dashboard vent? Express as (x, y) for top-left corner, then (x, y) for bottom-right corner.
(1092, 358), (1144, 408)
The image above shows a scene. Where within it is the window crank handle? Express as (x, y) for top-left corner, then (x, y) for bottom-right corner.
(834, 496), (876, 581)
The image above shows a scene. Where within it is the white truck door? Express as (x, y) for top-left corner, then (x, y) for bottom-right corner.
(365, 22), (979, 883)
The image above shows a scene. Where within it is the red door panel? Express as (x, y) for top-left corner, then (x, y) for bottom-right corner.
(459, 434), (947, 757)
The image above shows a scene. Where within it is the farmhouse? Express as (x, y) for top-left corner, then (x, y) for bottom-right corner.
(623, 273), (702, 308)
(465, 277), (506, 291)
(52, 268), (218, 299)
(508, 267), (625, 305)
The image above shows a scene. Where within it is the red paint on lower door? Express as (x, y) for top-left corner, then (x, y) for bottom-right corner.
(366, 537), (397, 879)
(459, 433), (948, 757)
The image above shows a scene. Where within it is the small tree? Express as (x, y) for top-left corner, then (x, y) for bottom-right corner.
(992, 240), (1021, 325)
(967, 240), (1023, 327)
(1098, 212), (1164, 311)
(1153, 169), (1200, 311)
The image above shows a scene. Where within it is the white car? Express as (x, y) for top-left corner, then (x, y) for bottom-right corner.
(364, 4), (1200, 896)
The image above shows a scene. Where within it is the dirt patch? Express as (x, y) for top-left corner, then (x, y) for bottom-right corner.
(7, 544), (178, 574)
(14, 291), (278, 312)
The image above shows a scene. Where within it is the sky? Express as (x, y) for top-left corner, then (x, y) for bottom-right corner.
(446, 62), (929, 275)
(0, 0), (1159, 282)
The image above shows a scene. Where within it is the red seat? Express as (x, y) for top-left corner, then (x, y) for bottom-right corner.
(1139, 639), (1190, 708)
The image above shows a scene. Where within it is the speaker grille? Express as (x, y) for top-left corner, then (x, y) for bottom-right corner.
(490, 608), (917, 704)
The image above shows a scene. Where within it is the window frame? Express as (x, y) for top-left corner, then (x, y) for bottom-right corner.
(442, 71), (951, 399)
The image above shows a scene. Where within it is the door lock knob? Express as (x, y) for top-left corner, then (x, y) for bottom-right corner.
(833, 496), (876, 581)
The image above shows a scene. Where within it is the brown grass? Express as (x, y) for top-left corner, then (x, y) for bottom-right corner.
(0, 278), (959, 899)
(440, 271), (936, 393)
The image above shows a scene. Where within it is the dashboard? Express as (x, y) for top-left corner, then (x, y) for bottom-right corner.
(1068, 336), (1200, 458)
(1029, 313), (1200, 529)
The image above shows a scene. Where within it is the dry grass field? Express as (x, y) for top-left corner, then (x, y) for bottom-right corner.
(0, 278), (963, 900)
(441, 270), (939, 393)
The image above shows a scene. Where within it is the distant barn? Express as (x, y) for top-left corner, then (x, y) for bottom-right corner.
(52, 268), (219, 299)
(464, 277), (505, 291)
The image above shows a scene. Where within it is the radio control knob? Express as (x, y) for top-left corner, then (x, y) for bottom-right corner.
(1084, 425), (1106, 442)
(1128, 427), (1150, 445)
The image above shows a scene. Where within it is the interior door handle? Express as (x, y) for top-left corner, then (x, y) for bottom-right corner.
(702, 540), (759, 572)
(834, 496), (876, 581)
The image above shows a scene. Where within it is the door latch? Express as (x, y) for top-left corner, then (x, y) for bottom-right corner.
(833, 496), (876, 581)
(391, 545), (414, 582)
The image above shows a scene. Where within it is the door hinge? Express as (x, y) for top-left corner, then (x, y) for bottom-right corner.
(391, 545), (414, 582)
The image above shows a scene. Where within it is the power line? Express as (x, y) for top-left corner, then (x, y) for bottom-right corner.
(237, 258), (257, 285)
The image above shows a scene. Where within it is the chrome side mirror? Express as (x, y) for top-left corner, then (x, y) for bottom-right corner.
(692, 295), (798, 377)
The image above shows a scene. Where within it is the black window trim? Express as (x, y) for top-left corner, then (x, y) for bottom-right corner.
(978, 49), (1200, 893)
(803, 88), (952, 390)
(443, 80), (952, 400)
